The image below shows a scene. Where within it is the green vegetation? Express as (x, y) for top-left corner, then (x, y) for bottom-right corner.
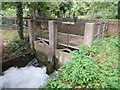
(2, 30), (30, 59)
(1, 2), (118, 40)
(45, 36), (119, 89)
(1, 8), (16, 17)
(2, 30), (19, 42)
(1, 1), (119, 89)
(1, 2), (118, 19)
(6, 36), (29, 55)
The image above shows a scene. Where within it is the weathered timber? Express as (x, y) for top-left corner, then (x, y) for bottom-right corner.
(34, 41), (53, 60)
(49, 21), (57, 49)
(37, 38), (79, 50)
(34, 41), (58, 74)
(83, 23), (95, 47)
(28, 19), (35, 49)
(36, 30), (84, 47)
(48, 21), (58, 62)
(55, 50), (73, 65)
(35, 21), (59, 73)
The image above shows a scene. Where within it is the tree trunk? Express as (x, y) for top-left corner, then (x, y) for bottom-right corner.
(16, 2), (24, 39)
(32, 4), (36, 20)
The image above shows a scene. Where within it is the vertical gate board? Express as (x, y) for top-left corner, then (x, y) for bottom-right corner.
(28, 20), (35, 49)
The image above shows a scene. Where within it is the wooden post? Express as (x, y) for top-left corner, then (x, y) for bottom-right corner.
(28, 19), (35, 49)
(105, 22), (108, 36)
(49, 20), (57, 49)
(83, 23), (95, 47)
(14, 18), (17, 26)
(102, 23), (105, 39)
(97, 24), (100, 40)
(48, 20), (57, 62)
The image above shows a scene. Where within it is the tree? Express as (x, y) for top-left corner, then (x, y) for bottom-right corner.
(118, 1), (120, 19)
(86, 2), (118, 19)
(58, 2), (73, 18)
(2, 2), (24, 39)
(16, 2), (24, 39)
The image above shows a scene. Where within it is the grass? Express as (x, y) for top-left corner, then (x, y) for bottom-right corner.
(2, 30), (19, 43)
(2, 28), (29, 43)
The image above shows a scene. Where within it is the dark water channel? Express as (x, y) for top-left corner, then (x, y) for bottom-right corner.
(0, 52), (50, 89)
(2, 53), (44, 75)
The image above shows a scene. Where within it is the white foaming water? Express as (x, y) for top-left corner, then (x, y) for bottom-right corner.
(0, 66), (49, 89)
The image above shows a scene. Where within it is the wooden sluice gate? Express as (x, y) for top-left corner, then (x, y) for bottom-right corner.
(27, 18), (108, 73)
(1, 17), (109, 74)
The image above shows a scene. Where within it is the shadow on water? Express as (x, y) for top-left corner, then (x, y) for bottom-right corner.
(1, 52), (44, 75)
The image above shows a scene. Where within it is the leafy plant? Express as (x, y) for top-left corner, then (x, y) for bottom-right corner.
(6, 36), (29, 55)
(45, 36), (119, 89)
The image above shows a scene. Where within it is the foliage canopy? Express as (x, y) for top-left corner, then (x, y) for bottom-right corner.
(1, 2), (118, 19)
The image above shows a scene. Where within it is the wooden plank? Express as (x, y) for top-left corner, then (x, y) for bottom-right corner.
(37, 29), (84, 38)
(37, 38), (79, 50)
(58, 43), (79, 50)
(36, 30), (84, 46)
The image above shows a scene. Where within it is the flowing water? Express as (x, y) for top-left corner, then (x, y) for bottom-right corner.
(0, 58), (49, 89)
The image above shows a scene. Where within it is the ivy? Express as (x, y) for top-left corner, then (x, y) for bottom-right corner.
(16, 2), (24, 39)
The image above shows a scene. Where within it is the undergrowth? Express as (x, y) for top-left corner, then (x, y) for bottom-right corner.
(2, 30), (30, 57)
(45, 36), (119, 89)
(6, 36), (29, 55)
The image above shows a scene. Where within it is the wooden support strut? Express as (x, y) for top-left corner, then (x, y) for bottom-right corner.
(83, 23), (95, 47)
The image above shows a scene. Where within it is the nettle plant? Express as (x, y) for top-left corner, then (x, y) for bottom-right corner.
(45, 36), (119, 89)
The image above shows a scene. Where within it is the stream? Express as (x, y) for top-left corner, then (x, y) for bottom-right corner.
(0, 58), (55, 89)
